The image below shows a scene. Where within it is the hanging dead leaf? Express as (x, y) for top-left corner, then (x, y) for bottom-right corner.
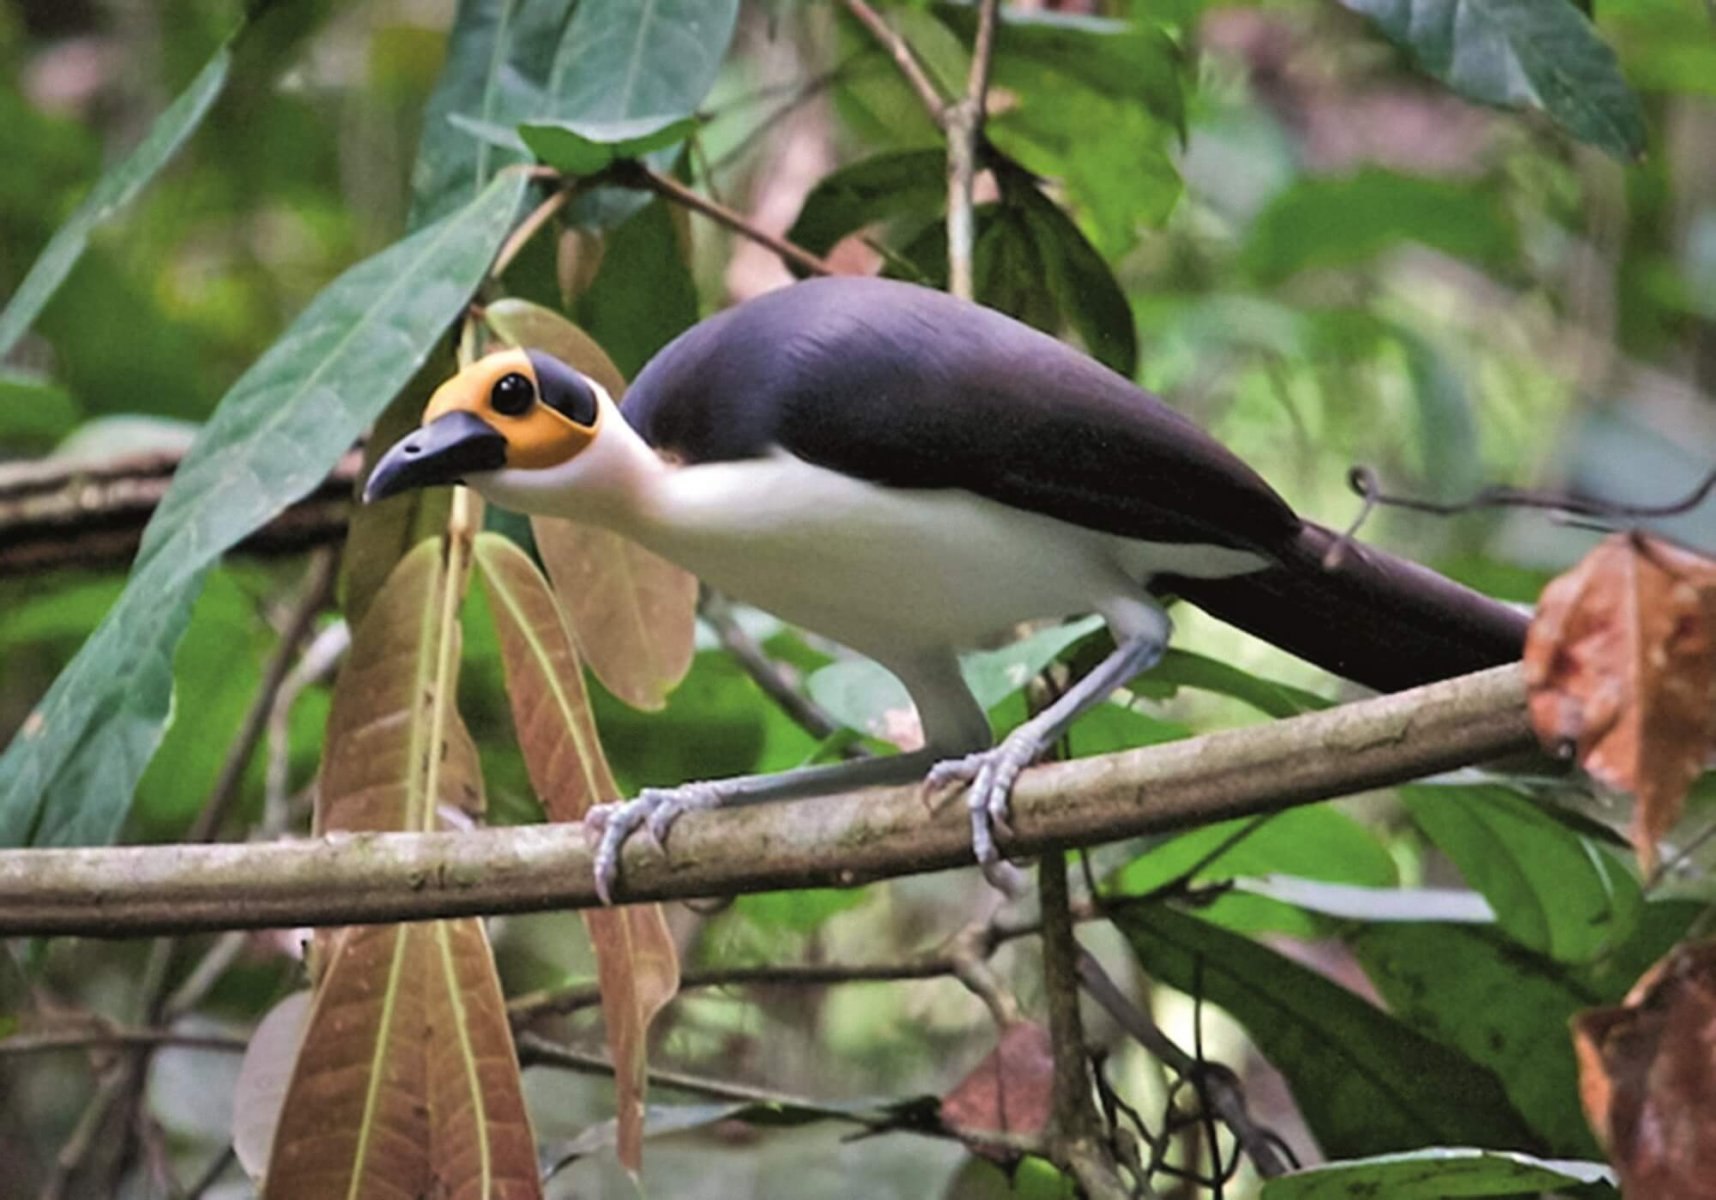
(939, 1021), (1055, 1159)
(263, 920), (540, 1199)
(317, 538), (484, 835)
(1574, 939), (1716, 1200)
(476, 532), (681, 1173)
(481, 297), (697, 711)
(533, 518), (697, 711)
(1523, 532), (1716, 871)
(267, 538), (541, 1198)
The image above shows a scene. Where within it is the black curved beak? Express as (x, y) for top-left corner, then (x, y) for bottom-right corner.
(363, 410), (508, 503)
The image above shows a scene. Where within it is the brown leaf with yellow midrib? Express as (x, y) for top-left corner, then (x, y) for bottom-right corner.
(476, 531), (680, 1173)
(483, 297), (696, 711)
(265, 539), (540, 1199)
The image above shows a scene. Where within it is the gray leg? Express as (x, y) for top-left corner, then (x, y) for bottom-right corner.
(926, 630), (1168, 879)
(588, 748), (941, 903)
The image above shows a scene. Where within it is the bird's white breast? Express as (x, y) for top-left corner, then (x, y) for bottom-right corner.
(629, 452), (1266, 665)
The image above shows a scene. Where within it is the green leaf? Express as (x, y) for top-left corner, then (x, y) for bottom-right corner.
(408, 0), (569, 227)
(1013, 183), (1139, 375)
(572, 199), (700, 379)
(0, 370), (79, 445)
(785, 149), (947, 261)
(934, 4), (1184, 256)
(1261, 1148), (1612, 1198)
(1243, 169), (1518, 284)
(806, 618), (1104, 740)
(1402, 783), (1642, 962)
(518, 115), (697, 175)
(736, 887), (873, 935)
(1135, 648), (1330, 719)
(0, 173), (526, 848)
(0, 34), (236, 359)
(1340, 0), (1646, 160)
(544, 0), (740, 125)
(1111, 806), (1397, 935)
(1350, 923), (1601, 1154)
(1112, 904), (1539, 1158)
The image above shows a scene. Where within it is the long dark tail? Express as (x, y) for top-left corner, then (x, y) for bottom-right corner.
(1155, 522), (1528, 692)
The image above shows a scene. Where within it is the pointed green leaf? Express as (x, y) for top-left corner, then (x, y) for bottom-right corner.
(0, 173), (525, 848)
(1262, 1149), (1611, 1198)
(518, 114), (698, 175)
(409, 0), (570, 226)
(1402, 782), (1641, 962)
(544, 0), (739, 124)
(1113, 903), (1539, 1158)
(785, 149), (947, 262)
(1340, 0), (1645, 160)
(0, 35), (236, 358)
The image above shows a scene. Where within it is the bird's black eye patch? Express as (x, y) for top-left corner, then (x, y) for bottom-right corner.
(526, 350), (599, 427)
(490, 372), (536, 417)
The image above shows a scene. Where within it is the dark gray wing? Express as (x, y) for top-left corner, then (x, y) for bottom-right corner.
(623, 277), (1301, 555)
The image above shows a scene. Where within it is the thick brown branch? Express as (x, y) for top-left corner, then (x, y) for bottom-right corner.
(0, 664), (1532, 937)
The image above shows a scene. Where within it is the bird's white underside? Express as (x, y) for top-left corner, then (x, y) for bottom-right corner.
(473, 387), (1267, 753)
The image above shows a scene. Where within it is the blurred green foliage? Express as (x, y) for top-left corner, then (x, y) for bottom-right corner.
(1, 0), (1714, 1194)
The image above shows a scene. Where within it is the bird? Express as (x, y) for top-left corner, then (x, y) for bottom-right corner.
(364, 276), (1526, 901)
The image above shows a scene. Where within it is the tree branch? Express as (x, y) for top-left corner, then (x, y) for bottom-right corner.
(945, 0), (999, 299)
(617, 162), (836, 278)
(840, 0), (950, 126)
(0, 450), (357, 575)
(0, 664), (1533, 937)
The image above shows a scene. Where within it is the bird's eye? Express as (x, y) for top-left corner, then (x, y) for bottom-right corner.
(490, 372), (535, 417)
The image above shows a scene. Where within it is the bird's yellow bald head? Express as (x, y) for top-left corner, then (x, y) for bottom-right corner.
(423, 347), (602, 470)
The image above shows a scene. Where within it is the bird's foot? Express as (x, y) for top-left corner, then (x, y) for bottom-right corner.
(586, 781), (727, 904)
(926, 730), (1046, 887)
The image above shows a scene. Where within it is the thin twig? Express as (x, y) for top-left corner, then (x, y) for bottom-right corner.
(1077, 951), (1291, 1179)
(185, 549), (336, 844)
(616, 162), (836, 277)
(839, 0), (949, 126)
(699, 591), (861, 752)
(945, 0), (1000, 299)
(491, 185), (574, 279)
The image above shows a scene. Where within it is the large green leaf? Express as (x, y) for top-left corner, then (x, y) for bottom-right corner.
(1262, 1149), (1611, 1198)
(1340, 0), (1646, 160)
(1113, 904), (1539, 1158)
(934, 4), (1184, 257)
(0, 33), (237, 359)
(572, 198), (700, 379)
(409, 0), (570, 226)
(1350, 923), (1601, 1154)
(1402, 782), (1641, 962)
(1242, 169), (1517, 284)
(0, 173), (526, 848)
(785, 149), (946, 262)
(1111, 806), (1397, 935)
(544, 0), (740, 123)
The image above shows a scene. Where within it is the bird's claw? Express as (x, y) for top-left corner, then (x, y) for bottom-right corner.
(926, 731), (1046, 885)
(586, 782), (727, 904)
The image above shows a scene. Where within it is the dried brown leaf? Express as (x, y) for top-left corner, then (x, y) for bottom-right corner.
(475, 532), (680, 1172)
(482, 296), (696, 710)
(263, 920), (540, 1200)
(532, 518), (697, 711)
(317, 538), (483, 835)
(1524, 532), (1716, 870)
(1574, 940), (1716, 1200)
(939, 1021), (1055, 1158)
(270, 536), (539, 1198)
